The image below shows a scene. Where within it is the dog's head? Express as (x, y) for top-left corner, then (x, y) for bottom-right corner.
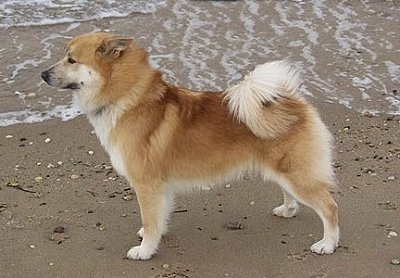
(41, 32), (151, 112)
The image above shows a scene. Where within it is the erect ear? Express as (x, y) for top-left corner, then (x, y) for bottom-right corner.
(96, 36), (133, 58)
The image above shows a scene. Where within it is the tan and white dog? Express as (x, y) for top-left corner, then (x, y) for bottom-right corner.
(41, 32), (339, 260)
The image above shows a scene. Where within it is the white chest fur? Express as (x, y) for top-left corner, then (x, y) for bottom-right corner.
(87, 107), (127, 177)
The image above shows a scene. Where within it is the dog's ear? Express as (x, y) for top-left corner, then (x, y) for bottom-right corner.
(96, 36), (133, 58)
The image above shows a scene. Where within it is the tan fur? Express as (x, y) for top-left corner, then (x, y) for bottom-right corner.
(42, 33), (339, 260)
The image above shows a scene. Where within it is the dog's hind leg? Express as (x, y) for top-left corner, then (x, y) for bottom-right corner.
(127, 183), (174, 260)
(272, 173), (339, 254)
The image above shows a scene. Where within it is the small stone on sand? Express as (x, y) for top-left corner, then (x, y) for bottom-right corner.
(391, 259), (400, 265)
(123, 194), (134, 201)
(53, 226), (65, 233)
(34, 176), (43, 183)
(226, 221), (243, 230)
(388, 231), (397, 237)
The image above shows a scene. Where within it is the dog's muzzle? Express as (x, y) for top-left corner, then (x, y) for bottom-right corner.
(41, 70), (80, 90)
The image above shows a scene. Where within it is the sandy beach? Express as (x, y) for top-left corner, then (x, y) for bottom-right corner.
(1, 1), (399, 277)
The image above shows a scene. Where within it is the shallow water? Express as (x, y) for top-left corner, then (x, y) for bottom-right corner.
(0, 0), (399, 126)
(0, 0), (162, 28)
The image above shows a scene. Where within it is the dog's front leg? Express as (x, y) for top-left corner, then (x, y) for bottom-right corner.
(127, 183), (172, 260)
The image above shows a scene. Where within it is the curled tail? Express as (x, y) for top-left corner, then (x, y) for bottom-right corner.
(225, 60), (305, 139)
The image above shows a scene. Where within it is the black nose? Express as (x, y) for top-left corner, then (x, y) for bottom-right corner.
(41, 70), (50, 83)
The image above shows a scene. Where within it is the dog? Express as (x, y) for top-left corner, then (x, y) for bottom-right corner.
(41, 32), (339, 260)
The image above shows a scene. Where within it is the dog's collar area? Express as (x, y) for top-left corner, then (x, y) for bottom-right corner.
(90, 106), (107, 117)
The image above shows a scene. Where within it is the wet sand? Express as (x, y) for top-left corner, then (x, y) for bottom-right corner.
(1, 1), (400, 278)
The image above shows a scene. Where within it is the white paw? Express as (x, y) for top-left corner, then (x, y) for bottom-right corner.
(127, 245), (155, 260)
(137, 227), (144, 238)
(310, 238), (337, 255)
(272, 204), (298, 218)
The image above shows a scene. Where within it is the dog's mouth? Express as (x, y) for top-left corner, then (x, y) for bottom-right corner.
(63, 83), (80, 90)
(41, 70), (80, 90)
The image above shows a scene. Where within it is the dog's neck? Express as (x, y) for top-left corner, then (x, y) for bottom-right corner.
(89, 105), (107, 118)
(86, 102), (122, 153)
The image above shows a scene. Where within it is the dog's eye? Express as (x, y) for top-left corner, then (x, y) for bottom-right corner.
(68, 57), (76, 64)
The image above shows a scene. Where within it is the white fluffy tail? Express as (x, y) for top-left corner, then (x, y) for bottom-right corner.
(225, 60), (303, 138)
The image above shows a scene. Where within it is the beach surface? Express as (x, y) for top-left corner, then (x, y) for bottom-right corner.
(1, 1), (399, 277)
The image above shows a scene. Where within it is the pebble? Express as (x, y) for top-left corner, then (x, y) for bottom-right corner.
(250, 201), (255, 206)
(224, 184), (231, 188)
(388, 176), (395, 181)
(33, 192), (42, 198)
(88, 150), (94, 155)
(53, 226), (65, 233)
(27, 92), (37, 98)
(29, 245), (36, 249)
(378, 201), (398, 210)
(47, 163), (55, 169)
(123, 194), (134, 201)
(44, 138), (51, 143)
(34, 176), (43, 183)
(57, 161), (63, 165)
(36, 162), (42, 166)
(362, 111), (374, 118)
(70, 174), (80, 180)
(226, 221), (243, 230)
(5, 135), (13, 139)
(162, 263), (170, 269)
(6, 180), (19, 187)
(121, 213), (127, 217)
(388, 231), (398, 237)
(391, 259), (400, 265)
